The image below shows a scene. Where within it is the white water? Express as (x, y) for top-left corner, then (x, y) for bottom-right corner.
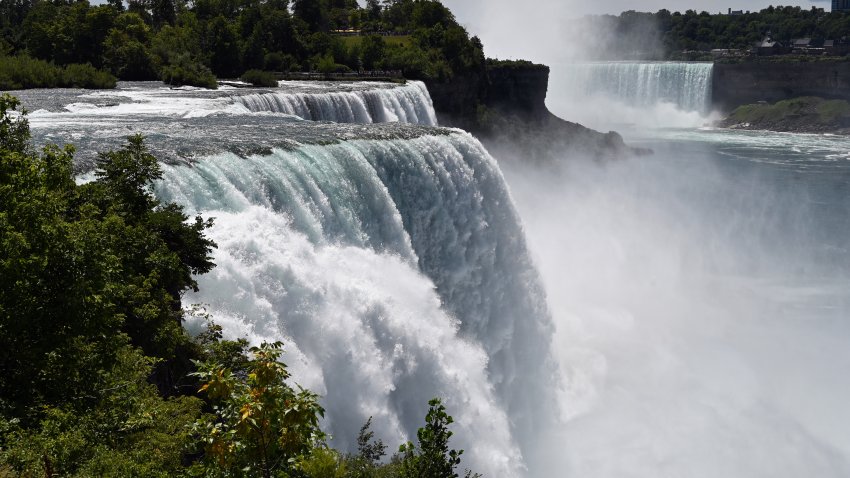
(549, 62), (717, 129)
(498, 60), (850, 477)
(503, 148), (850, 477)
(156, 133), (555, 477)
(24, 80), (436, 126)
(234, 81), (438, 125)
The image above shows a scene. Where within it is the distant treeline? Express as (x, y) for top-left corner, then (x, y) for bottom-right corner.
(572, 6), (850, 59)
(0, 0), (485, 88)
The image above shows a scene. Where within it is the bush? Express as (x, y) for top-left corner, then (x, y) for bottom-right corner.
(159, 53), (217, 89)
(241, 69), (278, 87)
(263, 52), (300, 72)
(0, 56), (116, 90)
(61, 63), (117, 89)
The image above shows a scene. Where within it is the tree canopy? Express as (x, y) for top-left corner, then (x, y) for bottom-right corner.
(1, 0), (485, 87)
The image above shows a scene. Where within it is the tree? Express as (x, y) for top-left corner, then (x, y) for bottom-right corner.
(192, 342), (326, 478)
(397, 399), (476, 478)
(205, 15), (241, 77)
(0, 95), (215, 417)
(293, 0), (329, 32)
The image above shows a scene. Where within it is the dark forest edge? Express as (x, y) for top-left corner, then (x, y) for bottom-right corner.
(0, 0), (485, 89)
(0, 93), (479, 477)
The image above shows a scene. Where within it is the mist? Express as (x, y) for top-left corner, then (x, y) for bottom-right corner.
(495, 133), (850, 477)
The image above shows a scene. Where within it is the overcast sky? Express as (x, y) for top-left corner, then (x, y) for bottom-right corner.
(439, 0), (829, 61)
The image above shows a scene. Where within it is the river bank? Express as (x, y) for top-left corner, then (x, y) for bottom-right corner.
(718, 96), (850, 134)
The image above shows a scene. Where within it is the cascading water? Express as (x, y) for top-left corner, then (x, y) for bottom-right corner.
(233, 80), (438, 125)
(21, 83), (554, 476)
(558, 62), (713, 113)
(155, 132), (555, 477)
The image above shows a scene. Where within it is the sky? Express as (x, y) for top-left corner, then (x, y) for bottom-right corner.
(439, 0), (829, 61)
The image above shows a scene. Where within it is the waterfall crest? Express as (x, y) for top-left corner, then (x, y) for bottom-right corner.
(233, 80), (438, 125)
(156, 132), (554, 477)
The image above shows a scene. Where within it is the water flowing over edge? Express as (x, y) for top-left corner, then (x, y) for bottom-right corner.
(558, 62), (714, 113)
(156, 131), (556, 477)
(234, 80), (438, 125)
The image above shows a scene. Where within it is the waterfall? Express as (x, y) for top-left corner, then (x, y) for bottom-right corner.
(156, 131), (555, 477)
(560, 62), (714, 112)
(233, 80), (438, 125)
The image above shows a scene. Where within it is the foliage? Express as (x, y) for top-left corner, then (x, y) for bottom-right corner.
(0, 55), (116, 90)
(191, 342), (326, 478)
(61, 62), (118, 89)
(160, 52), (218, 88)
(0, 347), (204, 477)
(241, 69), (279, 87)
(345, 417), (387, 478)
(0, 94), (214, 420)
(2, 0), (484, 84)
(102, 13), (157, 80)
(301, 448), (348, 478)
(397, 399), (476, 478)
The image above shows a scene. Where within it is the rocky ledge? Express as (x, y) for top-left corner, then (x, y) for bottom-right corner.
(426, 60), (649, 161)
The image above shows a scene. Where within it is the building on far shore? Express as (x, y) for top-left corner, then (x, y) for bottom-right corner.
(756, 37), (790, 56)
(833, 0), (850, 12)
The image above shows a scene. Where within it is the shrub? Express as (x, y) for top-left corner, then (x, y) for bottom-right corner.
(263, 51), (301, 72)
(160, 53), (218, 89)
(0, 56), (116, 90)
(0, 55), (60, 89)
(61, 63), (117, 89)
(241, 69), (278, 87)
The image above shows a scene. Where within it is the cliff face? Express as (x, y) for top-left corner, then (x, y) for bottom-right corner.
(484, 65), (550, 114)
(713, 62), (850, 112)
(425, 63), (642, 161)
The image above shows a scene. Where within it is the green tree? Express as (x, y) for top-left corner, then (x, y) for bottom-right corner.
(397, 399), (476, 478)
(205, 15), (241, 77)
(0, 94), (214, 416)
(103, 13), (157, 80)
(192, 342), (326, 478)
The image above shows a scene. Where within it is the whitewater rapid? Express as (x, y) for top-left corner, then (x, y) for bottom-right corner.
(234, 80), (438, 125)
(22, 80), (437, 125)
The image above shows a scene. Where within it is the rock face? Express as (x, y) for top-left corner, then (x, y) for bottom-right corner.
(426, 63), (645, 161)
(713, 61), (850, 113)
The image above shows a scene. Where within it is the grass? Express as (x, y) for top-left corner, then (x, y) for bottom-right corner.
(728, 96), (850, 126)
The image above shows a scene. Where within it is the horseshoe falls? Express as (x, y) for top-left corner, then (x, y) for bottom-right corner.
(548, 62), (716, 129)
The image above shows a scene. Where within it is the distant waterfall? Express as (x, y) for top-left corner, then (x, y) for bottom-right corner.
(156, 131), (554, 478)
(233, 80), (438, 125)
(562, 62), (714, 112)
